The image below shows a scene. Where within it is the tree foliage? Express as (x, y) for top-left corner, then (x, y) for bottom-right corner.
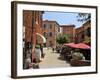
(77, 13), (91, 22)
(56, 34), (70, 45)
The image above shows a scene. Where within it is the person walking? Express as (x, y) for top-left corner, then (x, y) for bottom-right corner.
(34, 44), (42, 62)
(40, 44), (44, 58)
(52, 45), (55, 52)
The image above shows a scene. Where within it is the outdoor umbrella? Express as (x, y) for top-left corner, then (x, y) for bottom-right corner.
(64, 43), (76, 48)
(75, 43), (90, 49)
(64, 43), (90, 49)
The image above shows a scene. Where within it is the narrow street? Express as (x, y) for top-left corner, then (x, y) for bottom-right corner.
(39, 48), (71, 69)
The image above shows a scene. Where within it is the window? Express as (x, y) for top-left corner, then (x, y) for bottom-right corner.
(49, 32), (52, 37)
(43, 24), (46, 29)
(58, 27), (60, 32)
(49, 24), (52, 29)
(86, 28), (91, 37)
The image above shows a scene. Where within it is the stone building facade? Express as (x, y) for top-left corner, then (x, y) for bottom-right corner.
(75, 20), (91, 45)
(42, 20), (60, 48)
(60, 25), (75, 42)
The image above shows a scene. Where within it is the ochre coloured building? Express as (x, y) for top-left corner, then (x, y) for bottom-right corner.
(75, 20), (91, 45)
(60, 25), (75, 42)
(42, 20), (60, 48)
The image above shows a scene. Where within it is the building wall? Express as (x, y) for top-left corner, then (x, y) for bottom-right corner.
(75, 20), (91, 44)
(42, 20), (60, 48)
(23, 11), (32, 42)
(75, 26), (84, 43)
(23, 10), (43, 43)
(61, 25), (75, 42)
(23, 10), (43, 62)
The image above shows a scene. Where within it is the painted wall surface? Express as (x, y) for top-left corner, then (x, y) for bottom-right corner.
(0, 0), (100, 80)
(43, 20), (60, 47)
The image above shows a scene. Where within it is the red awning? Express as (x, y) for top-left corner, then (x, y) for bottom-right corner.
(64, 43), (90, 49)
(64, 43), (76, 48)
(75, 43), (90, 49)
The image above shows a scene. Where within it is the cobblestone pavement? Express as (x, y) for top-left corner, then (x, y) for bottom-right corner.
(39, 48), (71, 69)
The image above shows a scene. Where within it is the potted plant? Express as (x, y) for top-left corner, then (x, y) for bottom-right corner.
(72, 52), (85, 60)
(70, 49), (86, 66)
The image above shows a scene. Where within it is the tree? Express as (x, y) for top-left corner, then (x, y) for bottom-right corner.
(77, 13), (91, 22)
(56, 34), (70, 45)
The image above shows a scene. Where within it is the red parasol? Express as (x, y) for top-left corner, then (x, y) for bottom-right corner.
(64, 43), (76, 48)
(75, 43), (90, 49)
(64, 43), (90, 49)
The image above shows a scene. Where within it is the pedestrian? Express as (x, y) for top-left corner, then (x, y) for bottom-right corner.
(40, 44), (44, 58)
(34, 44), (42, 62)
(52, 46), (55, 52)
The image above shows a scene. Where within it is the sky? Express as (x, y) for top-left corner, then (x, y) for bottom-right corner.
(43, 11), (84, 28)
